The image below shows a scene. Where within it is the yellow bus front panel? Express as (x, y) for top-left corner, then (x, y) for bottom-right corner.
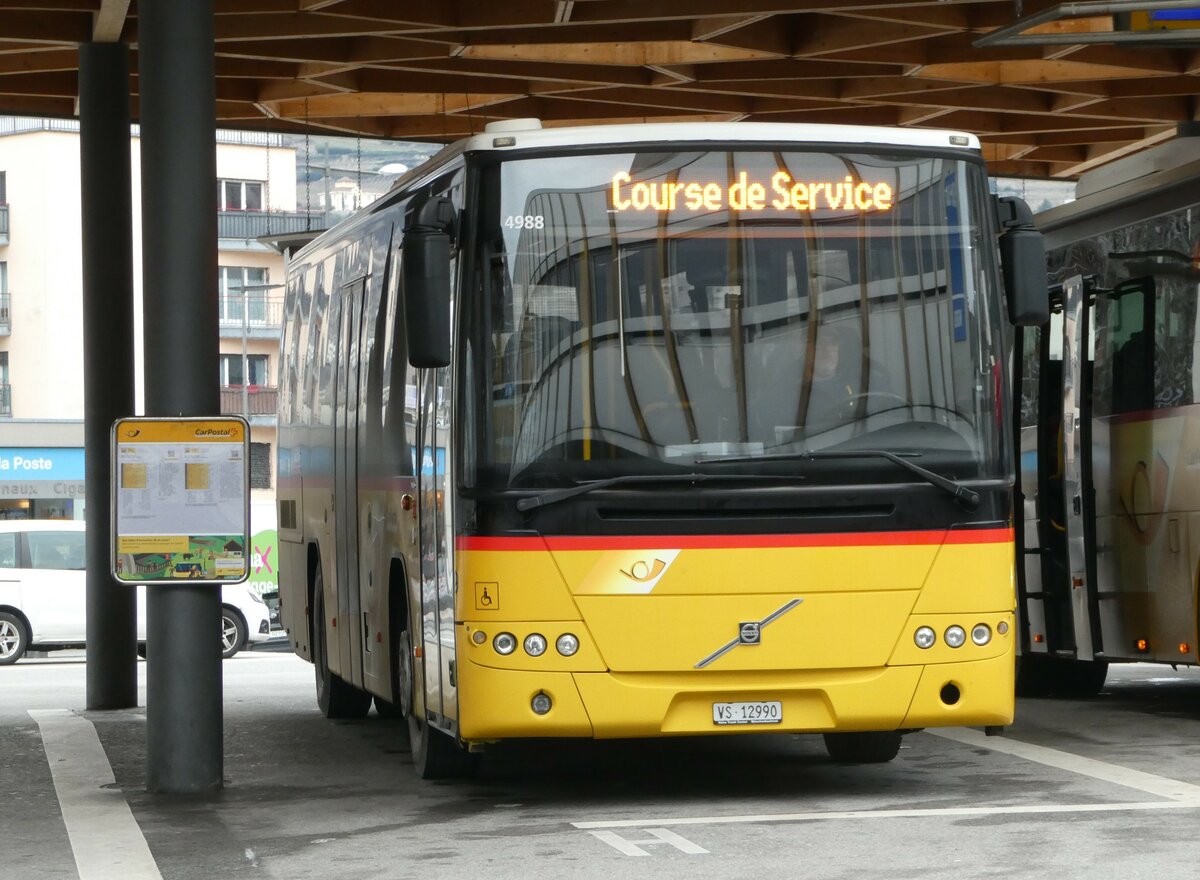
(455, 528), (1015, 741)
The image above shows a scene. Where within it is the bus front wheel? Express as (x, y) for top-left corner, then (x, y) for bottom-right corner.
(399, 629), (472, 779)
(823, 731), (902, 764)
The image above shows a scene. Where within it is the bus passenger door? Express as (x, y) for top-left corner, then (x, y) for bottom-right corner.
(1016, 310), (1070, 660)
(1060, 275), (1104, 660)
(335, 277), (366, 684)
(417, 366), (451, 725)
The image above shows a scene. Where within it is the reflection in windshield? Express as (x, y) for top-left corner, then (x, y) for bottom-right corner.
(464, 148), (1006, 489)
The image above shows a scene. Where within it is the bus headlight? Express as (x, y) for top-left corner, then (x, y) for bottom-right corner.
(971, 624), (992, 646)
(945, 625), (966, 648)
(914, 626), (936, 649)
(556, 633), (580, 656)
(523, 633), (548, 656)
(493, 632), (517, 655)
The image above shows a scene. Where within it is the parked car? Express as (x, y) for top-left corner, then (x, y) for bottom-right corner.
(0, 520), (272, 665)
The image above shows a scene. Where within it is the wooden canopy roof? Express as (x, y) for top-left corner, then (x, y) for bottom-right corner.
(2, 0), (1198, 178)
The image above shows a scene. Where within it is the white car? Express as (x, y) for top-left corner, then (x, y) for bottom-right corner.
(0, 520), (272, 665)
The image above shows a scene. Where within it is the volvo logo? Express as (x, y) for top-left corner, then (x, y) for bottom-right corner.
(695, 599), (803, 669)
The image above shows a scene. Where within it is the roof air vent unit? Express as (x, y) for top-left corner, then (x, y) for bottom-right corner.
(483, 118), (543, 134)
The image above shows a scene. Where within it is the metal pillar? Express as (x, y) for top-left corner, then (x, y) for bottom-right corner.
(137, 0), (223, 794)
(80, 42), (137, 711)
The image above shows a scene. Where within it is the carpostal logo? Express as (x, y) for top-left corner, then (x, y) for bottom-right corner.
(195, 427), (237, 438)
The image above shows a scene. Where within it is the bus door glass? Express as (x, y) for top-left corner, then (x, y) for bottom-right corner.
(335, 278), (367, 678)
(417, 366), (450, 720)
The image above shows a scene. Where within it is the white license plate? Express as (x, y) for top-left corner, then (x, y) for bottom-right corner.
(712, 700), (782, 726)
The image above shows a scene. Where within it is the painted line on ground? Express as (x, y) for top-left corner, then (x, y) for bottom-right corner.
(572, 726), (1200, 830)
(570, 798), (1200, 830)
(28, 709), (163, 880)
(929, 727), (1200, 801)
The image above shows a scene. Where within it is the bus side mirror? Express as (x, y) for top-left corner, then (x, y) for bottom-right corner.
(996, 195), (1050, 326)
(402, 196), (456, 368)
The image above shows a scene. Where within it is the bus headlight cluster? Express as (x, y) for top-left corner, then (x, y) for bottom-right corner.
(485, 631), (580, 657)
(913, 623), (995, 649)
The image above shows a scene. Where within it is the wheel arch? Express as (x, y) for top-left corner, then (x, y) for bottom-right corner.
(0, 605), (33, 643)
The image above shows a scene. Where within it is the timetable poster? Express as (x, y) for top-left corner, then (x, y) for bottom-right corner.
(112, 417), (250, 584)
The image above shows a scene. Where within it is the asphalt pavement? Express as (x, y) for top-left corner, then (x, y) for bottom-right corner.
(5, 650), (1200, 880)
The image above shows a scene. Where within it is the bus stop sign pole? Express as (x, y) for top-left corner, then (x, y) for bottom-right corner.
(137, 0), (223, 795)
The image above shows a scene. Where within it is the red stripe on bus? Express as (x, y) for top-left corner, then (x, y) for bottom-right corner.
(457, 528), (1011, 552)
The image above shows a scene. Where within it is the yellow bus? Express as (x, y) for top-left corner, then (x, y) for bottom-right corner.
(277, 120), (1047, 777)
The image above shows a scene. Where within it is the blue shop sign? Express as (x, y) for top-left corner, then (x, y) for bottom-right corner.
(0, 448), (86, 480)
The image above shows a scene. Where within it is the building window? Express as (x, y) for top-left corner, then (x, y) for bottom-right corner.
(219, 179), (264, 212)
(250, 442), (272, 489)
(0, 170), (6, 203)
(220, 353), (268, 386)
(219, 266), (268, 323)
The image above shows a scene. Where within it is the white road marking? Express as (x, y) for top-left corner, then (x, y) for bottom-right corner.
(929, 727), (1200, 801)
(572, 727), (1200, 831)
(29, 709), (163, 880)
(572, 798), (1199, 830)
(589, 828), (710, 856)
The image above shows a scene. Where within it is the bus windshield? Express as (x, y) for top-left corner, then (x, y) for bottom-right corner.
(463, 146), (1007, 490)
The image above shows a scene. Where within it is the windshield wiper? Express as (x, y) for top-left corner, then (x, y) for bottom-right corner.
(515, 472), (801, 512)
(698, 449), (981, 511)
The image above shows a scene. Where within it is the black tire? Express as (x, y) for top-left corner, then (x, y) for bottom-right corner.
(220, 607), (247, 659)
(312, 571), (372, 719)
(823, 731), (903, 764)
(1053, 660), (1108, 698)
(398, 628), (473, 779)
(1015, 653), (1054, 697)
(0, 612), (29, 666)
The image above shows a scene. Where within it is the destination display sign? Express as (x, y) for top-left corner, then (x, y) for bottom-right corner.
(611, 170), (894, 214)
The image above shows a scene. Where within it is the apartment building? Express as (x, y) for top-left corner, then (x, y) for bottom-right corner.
(0, 120), (314, 585)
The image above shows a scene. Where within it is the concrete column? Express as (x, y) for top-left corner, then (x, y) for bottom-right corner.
(80, 41), (138, 711)
(137, 0), (223, 794)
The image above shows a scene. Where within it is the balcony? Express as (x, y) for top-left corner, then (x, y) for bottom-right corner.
(0, 292), (9, 335)
(219, 294), (283, 339)
(0, 203), (8, 246)
(220, 384), (277, 418)
(0, 383), (10, 417)
(217, 210), (322, 242)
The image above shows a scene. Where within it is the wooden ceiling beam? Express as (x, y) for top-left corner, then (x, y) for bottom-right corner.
(699, 17), (793, 56)
(822, 6), (971, 30)
(458, 41), (784, 66)
(793, 15), (946, 56)
(0, 47), (75, 73)
(691, 14), (773, 42)
(0, 10), (91, 44)
(691, 58), (904, 81)
(1057, 126), (1178, 177)
(92, 0), (128, 42)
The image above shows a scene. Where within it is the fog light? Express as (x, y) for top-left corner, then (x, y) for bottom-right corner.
(945, 625), (966, 648)
(556, 633), (580, 656)
(493, 632), (516, 655)
(997, 621), (1009, 635)
(531, 692), (552, 715)
(914, 626), (936, 649)
(471, 630), (487, 645)
(971, 624), (992, 646)
(524, 633), (547, 656)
